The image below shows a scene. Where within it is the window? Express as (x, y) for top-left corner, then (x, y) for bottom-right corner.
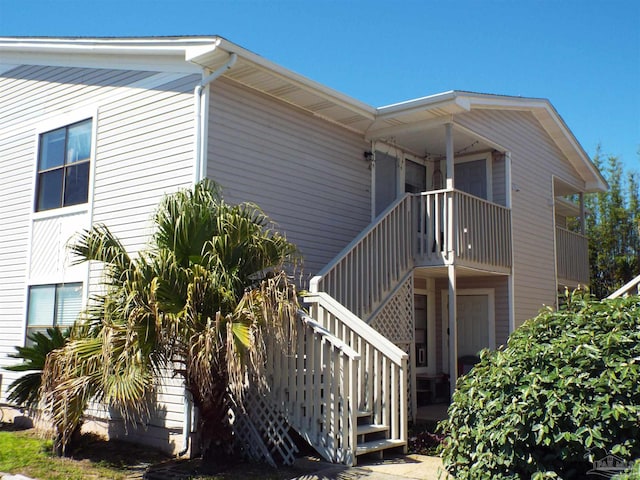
(35, 119), (92, 212)
(405, 159), (426, 194)
(374, 150), (398, 216)
(26, 283), (83, 341)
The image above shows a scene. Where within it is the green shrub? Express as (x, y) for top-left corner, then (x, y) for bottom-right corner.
(439, 292), (640, 479)
(613, 459), (640, 479)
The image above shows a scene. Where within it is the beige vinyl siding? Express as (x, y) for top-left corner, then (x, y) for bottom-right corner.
(207, 78), (371, 280)
(87, 73), (199, 437)
(455, 109), (586, 327)
(0, 65), (198, 441)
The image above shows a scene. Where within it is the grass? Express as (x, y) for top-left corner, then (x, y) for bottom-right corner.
(0, 425), (169, 480)
(0, 424), (325, 480)
(0, 422), (443, 480)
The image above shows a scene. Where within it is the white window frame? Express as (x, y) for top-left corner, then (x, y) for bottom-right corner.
(31, 108), (98, 221)
(25, 282), (84, 342)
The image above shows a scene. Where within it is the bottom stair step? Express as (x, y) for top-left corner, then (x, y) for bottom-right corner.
(356, 439), (406, 456)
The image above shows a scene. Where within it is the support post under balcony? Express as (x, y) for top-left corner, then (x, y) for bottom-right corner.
(448, 264), (457, 400)
(579, 192), (585, 235)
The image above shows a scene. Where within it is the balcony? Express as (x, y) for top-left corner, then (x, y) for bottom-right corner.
(555, 226), (589, 286)
(414, 189), (512, 273)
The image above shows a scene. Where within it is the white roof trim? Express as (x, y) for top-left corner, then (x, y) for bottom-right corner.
(0, 37), (606, 192)
(375, 90), (607, 192)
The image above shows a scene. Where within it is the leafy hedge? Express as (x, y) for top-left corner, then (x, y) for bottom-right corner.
(439, 292), (640, 479)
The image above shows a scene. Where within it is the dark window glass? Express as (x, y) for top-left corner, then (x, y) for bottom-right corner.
(35, 119), (92, 212)
(64, 162), (90, 206)
(405, 159), (426, 194)
(37, 169), (64, 211)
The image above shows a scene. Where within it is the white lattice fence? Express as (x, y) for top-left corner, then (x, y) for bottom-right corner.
(231, 389), (298, 466)
(369, 275), (414, 344)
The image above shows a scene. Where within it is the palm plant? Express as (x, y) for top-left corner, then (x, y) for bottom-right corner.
(6, 327), (70, 410)
(40, 180), (299, 465)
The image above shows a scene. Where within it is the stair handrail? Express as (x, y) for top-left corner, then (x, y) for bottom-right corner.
(303, 291), (409, 459)
(265, 306), (361, 465)
(304, 292), (408, 365)
(607, 274), (640, 299)
(298, 309), (361, 360)
(309, 194), (414, 320)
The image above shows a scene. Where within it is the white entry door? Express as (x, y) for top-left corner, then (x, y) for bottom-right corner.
(441, 289), (495, 374)
(457, 295), (490, 357)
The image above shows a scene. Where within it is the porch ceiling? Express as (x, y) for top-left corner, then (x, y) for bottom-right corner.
(378, 125), (491, 159)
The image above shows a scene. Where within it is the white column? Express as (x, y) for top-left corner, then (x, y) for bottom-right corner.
(506, 151), (515, 333)
(445, 123), (454, 190)
(448, 264), (457, 400)
(445, 122), (458, 399)
(579, 192), (585, 235)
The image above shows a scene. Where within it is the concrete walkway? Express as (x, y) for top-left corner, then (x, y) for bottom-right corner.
(291, 454), (449, 480)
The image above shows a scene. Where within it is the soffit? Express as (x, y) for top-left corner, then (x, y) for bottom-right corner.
(186, 39), (376, 134)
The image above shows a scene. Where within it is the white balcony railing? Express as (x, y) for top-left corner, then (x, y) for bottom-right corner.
(414, 189), (512, 269)
(555, 226), (589, 284)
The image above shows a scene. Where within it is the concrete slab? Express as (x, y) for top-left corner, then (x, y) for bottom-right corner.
(290, 454), (450, 480)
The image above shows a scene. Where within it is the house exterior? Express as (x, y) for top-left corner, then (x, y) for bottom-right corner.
(0, 36), (606, 465)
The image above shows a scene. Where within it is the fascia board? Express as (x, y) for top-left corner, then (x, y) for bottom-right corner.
(464, 93), (608, 193)
(376, 91), (458, 117)
(0, 38), (205, 73)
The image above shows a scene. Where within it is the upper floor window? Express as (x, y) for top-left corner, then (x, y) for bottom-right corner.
(26, 282), (83, 343)
(35, 119), (92, 212)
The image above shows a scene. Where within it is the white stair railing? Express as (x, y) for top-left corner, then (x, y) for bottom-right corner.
(607, 274), (640, 299)
(266, 308), (360, 465)
(309, 195), (413, 321)
(304, 292), (409, 455)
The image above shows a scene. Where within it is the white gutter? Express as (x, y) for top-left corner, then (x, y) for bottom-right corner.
(193, 52), (237, 183)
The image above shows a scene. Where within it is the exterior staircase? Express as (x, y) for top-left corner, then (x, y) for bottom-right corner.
(259, 196), (416, 466)
(253, 189), (513, 465)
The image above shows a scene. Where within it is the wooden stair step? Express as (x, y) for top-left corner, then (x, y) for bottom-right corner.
(357, 410), (372, 418)
(356, 439), (406, 456)
(356, 424), (389, 436)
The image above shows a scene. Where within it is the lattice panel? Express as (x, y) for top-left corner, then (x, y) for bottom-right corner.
(369, 275), (414, 343)
(230, 388), (298, 466)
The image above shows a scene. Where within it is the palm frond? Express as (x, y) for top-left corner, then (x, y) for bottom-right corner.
(6, 327), (70, 409)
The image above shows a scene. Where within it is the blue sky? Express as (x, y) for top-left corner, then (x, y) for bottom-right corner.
(1, 0), (638, 174)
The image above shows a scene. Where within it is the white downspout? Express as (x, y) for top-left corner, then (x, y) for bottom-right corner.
(182, 52), (237, 458)
(193, 52), (237, 184)
(178, 389), (193, 457)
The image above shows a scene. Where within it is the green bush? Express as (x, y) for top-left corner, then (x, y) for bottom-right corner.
(613, 459), (640, 479)
(439, 292), (640, 479)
